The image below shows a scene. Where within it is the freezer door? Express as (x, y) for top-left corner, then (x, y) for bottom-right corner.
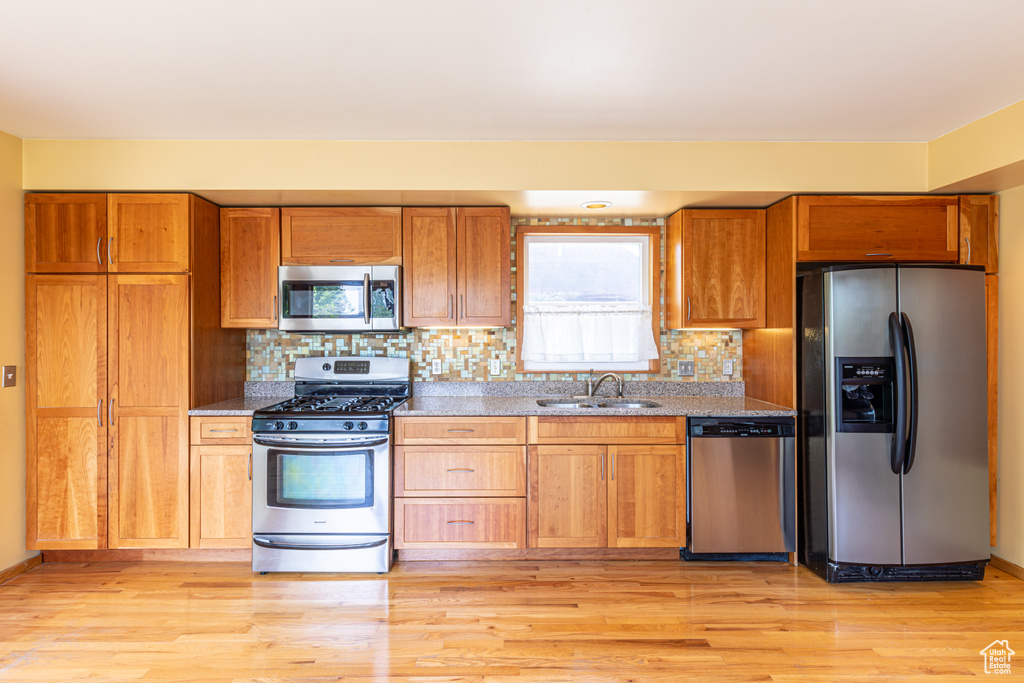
(898, 267), (990, 564)
(826, 268), (903, 564)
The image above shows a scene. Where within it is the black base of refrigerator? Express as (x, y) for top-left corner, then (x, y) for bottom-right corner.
(819, 560), (987, 583)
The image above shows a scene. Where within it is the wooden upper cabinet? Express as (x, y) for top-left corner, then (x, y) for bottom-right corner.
(959, 195), (999, 273)
(107, 274), (190, 549)
(457, 207), (511, 326)
(795, 195), (959, 263)
(25, 275), (108, 549)
(25, 194), (108, 273)
(666, 209), (766, 329)
(402, 206), (511, 327)
(107, 194), (191, 273)
(280, 207), (402, 265)
(220, 207), (281, 328)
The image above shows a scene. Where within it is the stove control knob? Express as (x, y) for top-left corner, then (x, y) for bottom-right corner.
(274, 421), (284, 431)
(287, 421), (298, 430)
(357, 421), (368, 431)
(322, 363), (331, 372)
(343, 421), (354, 431)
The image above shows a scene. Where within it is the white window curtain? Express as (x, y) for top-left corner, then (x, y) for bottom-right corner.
(520, 304), (659, 363)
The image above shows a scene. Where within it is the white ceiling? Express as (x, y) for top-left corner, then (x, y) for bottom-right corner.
(3, 0), (1024, 143)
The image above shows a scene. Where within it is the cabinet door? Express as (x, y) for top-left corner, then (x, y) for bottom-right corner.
(608, 445), (685, 548)
(281, 207), (402, 265)
(796, 196), (958, 263)
(220, 208), (280, 328)
(26, 275), (108, 549)
(680, 209), (765, 328)
(959, 195), (998, 273)
(402, 207), (457, 326)
(456, 207), (511, 326)
(108, 194), (191, 273)
(108, 275), (190, 548)
(189, 445), (252, 548)
(25, 194), (108, 273)
(528, 445), (607, 548)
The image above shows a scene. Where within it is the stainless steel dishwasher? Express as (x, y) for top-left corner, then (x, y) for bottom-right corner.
(686, 417), (796, 556)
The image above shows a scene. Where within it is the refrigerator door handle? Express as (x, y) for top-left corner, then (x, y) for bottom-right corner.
(888, 312), (909, 474)
(901, 312), (919, 474)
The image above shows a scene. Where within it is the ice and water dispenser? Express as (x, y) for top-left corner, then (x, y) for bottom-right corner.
(835, 358), (895, 433)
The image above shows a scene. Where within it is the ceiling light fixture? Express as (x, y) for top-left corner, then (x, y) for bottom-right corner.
(581, 200), (612, 210)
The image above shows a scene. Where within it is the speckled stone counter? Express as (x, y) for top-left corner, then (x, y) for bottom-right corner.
(395, 395), (794, 417)
(188, 396), (284, 416)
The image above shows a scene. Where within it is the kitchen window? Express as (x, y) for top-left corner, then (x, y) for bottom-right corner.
(517, 227), (661, 373)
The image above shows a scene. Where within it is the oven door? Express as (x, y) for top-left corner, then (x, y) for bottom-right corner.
(278, 265), (401, 332)
(252, 433), (391, 535)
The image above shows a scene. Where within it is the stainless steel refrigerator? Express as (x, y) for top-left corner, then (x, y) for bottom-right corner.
(798, 265), (990, 582)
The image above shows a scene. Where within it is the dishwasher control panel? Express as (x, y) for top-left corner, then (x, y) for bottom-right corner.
(689, 421), (794, 437)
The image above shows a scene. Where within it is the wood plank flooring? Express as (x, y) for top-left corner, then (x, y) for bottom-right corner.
(1, 559), (1022, 681)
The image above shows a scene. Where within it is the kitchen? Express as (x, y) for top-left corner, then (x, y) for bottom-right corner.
(5, 2), (1024, 679)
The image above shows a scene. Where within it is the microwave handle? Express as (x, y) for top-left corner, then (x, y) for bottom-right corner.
(364, 273), (371, 324)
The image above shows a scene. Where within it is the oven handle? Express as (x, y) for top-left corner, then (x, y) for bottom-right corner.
(253, 435), (390, 449)
(252, 536), (388, 551)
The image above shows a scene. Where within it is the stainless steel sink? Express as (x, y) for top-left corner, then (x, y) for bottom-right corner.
(535, 399), (661, 409)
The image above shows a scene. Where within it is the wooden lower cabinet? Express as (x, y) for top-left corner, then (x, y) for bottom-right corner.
(528, 444), (685, 549)
(189, 416), (253, 549)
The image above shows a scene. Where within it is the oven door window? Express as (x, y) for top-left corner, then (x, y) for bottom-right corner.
(281, 280), (366, 321)
(267, 448), (373, 509)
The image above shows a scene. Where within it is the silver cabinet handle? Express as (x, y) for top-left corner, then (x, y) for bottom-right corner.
(448, 294), (454, 319)
(248, 452), (252, 481)
(98, 399), (103, 426)
(209, 429), (238, 433)
(600, 452), (605, 481)
(459, 294), (464, 320)
(446, 520), (474, 526)
(865, 253), (892, 257)
(96, 237), (103, 266)
(446, 468), (475, 473)
(686, 296), (691, 321)
(330, 259), (354, 263)
(363, 273), (371, 324)
(611, 452), (616, 481)
(107, 237), (113, 265)
(965, 237), (972, 264)
(447, 429), (475, 433)
(108, 398), (115, 426)
(272, 295), (278, 323)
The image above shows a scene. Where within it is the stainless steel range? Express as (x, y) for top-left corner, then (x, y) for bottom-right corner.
(250, 356), (410, 573)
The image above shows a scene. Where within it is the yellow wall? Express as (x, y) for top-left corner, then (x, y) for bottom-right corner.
(22, 139), (928, 194)
(995, 184), (1024, 568)
(930, 99), (1024, 192)
(0, 129), (32, 571)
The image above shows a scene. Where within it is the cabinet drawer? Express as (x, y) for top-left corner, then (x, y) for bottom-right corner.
(394, 498), (526, 548)
(796, 196), (959, 263)
(527, 416), (685, 444)
(190, 416), (252, 445)
(395, 416), (527, 444)
(395, 446), (526, 497)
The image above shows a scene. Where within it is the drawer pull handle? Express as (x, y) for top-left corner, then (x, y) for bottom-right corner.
(865, 253), (893, 257)
(209, 429), (238, 433)
(447, 468), (475, 473)
(330, 259), (354, 263)
(447, 429), (475, 433)
(446, 520), (475, 526)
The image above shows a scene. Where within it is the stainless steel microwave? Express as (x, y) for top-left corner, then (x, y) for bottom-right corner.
(278, 265), (402, 333)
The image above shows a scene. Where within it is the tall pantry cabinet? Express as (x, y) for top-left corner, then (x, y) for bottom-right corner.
(25, 194), (244, 550)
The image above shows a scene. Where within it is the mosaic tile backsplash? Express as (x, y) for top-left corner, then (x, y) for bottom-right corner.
(247, 216), (743, 383)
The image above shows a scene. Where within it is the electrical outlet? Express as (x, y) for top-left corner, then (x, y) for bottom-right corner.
(677, 360), (694, 377)
(489, 358), (501, 376)
(723, 359), (734, 376)
(431, 359), (442, 374)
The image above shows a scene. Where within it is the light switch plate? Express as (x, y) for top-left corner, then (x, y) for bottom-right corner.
(431, 359), (442, 374)
(489, 358), (501, 376)
(2, 366), (15, 387)
(677, 360), (694, 377)
(723, 359), (734, 376)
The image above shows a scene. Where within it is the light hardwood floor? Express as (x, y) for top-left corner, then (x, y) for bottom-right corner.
(1, 560), (1022, 681)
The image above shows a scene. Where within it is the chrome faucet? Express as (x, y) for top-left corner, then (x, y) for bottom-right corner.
(587, 370), (624, 398)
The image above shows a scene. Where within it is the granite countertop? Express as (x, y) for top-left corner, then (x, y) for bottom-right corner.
(188, 396), (284, 416)
(395, 394), (794, 417)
